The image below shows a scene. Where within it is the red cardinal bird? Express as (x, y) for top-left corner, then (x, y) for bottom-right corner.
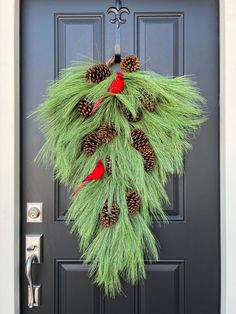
(71, 159), (105, 196)
(91, 72), (124, 113)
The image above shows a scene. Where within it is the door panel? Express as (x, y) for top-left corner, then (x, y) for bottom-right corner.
(21, 0), (219, 313)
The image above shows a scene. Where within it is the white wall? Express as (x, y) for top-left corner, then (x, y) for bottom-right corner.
(0, 0), (20, 314)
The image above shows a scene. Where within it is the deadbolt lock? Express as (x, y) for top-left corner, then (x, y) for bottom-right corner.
(27, 203), (43, 223)
(28, 207), (40, 219)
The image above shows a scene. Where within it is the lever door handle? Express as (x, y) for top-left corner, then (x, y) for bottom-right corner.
(25, 254), (38, 308)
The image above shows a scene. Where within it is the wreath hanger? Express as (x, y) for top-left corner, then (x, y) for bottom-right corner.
(107, 0), (130, 65)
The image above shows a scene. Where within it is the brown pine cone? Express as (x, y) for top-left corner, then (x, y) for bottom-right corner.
(144, 98), (155, 112)
(100, 202), (120, 227)
(106, 156), (112, 175)
(118, 102), (142, 122)
(142, 148), (155, 172)
(83, 132), (100, 155)
(97, 123), (117, 143)
(140, 90), (156, 112)
(131, 128), (150, 152)
(127, 190), (140, 216)
(85, 64), (111, 84)
(120, 55), (140, 73)
(77, 98), (93, 117)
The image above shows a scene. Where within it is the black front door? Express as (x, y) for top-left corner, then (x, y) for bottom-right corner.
(21, 0), (220, 313)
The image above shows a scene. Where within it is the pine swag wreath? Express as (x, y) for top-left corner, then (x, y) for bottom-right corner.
(33, 55), (205, 296)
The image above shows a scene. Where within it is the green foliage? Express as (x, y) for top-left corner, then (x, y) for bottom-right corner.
(32, 62), (206, 296)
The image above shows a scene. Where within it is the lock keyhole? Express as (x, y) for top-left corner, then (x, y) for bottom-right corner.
(28, 207), (40, 219)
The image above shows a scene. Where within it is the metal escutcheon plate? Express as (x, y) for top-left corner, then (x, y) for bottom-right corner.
(25, 234), (43, 263)
(27, 202), (43, 223)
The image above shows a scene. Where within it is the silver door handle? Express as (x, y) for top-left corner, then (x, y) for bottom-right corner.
(25, 254), (38, 308)
(25, 234), (42, 308)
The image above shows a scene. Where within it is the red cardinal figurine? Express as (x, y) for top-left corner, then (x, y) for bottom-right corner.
(91, 72), (124, 113)
(71, 159), (105, 196)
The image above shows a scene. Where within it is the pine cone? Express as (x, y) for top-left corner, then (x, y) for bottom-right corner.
(100, 202), (120, 227)
(106, 156), (112, 175)
(131, 128), (149, 152)
(85, 64), (111, 84)
(142, 148), (155, 172)
(77, 98), (93, 117)
(140, 90), (155, 112)
(97, 123), (117, 143)
(118, 102), (142, 122)
(144, 98), (155, 112)
(127, 190), (140, 215)
(120, 55), (140, 73)
(83, 132), (100, 155)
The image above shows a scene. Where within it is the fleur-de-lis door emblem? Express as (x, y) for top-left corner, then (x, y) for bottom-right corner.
(107, 0), (130, 28)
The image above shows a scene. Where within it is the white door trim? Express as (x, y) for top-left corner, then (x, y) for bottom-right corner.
(220, 1), (236, 313)
(0, 1), (20, 314)
(0, 1), (235, 313)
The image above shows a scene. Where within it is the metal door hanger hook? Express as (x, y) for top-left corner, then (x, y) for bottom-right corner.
(107, 0), (130, 63)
